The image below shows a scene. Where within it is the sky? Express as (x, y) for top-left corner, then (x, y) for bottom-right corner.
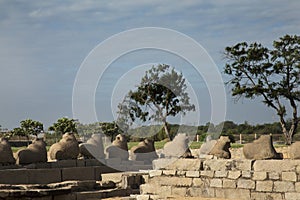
(0, 0), (300, 130)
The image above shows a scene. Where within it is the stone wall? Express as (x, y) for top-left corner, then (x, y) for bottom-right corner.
(138, 158), (300, 200)
(0, 158), (151, 185)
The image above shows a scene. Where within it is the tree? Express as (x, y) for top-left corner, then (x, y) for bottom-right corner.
(11, 119), (44, 139)
(118, 64), (195, 140)
(48, 117), (78, 135)
(99, 121), (123, 142)
(224, 34), (300, 144)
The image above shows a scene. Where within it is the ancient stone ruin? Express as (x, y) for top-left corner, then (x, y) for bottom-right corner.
(16, 138), (47, 165)
(130, 138), (158, 164)
(243, 135), (282, 160)
(49, 132), (79, 160)
(105, 134), (129, 160)
(79, 133), (105, 159)
(0, 137), (15, 165)
(208, 136), (232, 159)
(162, 133), (193, 158)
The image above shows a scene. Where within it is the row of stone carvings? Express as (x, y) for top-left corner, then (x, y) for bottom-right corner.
(0, 132), (193, 166)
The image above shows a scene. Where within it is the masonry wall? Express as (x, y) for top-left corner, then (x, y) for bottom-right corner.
(139, 158), (300, 200)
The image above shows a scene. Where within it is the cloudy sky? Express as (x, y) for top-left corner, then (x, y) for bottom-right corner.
(0, 0), (300, 129)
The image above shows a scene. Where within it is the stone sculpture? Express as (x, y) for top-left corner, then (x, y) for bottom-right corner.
(199, 135), (217, 158)
(163, 133), (193, 158)
(130, 138), (158, 164)
(79, 134), (105, 159)
(16, 138), (47, 165)
(287, 141), (300, 159)
(0, 138), (16, 165)
(208, 136), (232, 159)
(243, 135), (282, 160)
(49, 132), (79, 160)
(105, 134), (129, 160)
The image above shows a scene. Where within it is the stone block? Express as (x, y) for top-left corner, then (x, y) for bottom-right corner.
(136, 195), (150, 200)
(53, 194), (76, 200)
(55, 160), (77, 168)
(150, 176), (192, 187)
(237, 179), (255, 189)
(242, 171), (252, 179)
(140, 184), (172, 197)
(256, 181), (273, 192)
(200, 171), (214, 178)
(101, 172), (123, 183)
(223, 179), (236, 188)
(0, 169), (28, 184)
(76, 191), (102, 200)
(215, 170), (228, 178)
(76, 159), (85, 167)
(186, 187), (215, 198)
(85, 159), (104, 166)
(149, 170), (162, 177)
(282, 172), (297, 182)
(162, 170), (176, 176)
(192, 178), (205, 187)
(176, 171), (186, 176)
(268, 172), (280, 180)
(27, 168), (62, 184)
(171, 187), (187, 196)
(227, 171), (241, 179)
(210, 178), (222, 188)
(295, 182), (300, 192)
(186, 171), (200, 178)
(253, 160), (300, 172)
(106, 157), (122, 166)
(285, 193), (300, 200)
(251, 192), (283, 200)
(253, 172), (267, 180)
(203, 159), (252, 171)
(274, 181), (295, 192)
(153, 158), (202, 171)
(215, 188), (250, 200)
(62, 167), (95, 181)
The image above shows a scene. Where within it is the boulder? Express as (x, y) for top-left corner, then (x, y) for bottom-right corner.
(163, 133), (193, 158)
(243, 135), (282, 160)
(79, 134), (105, 159)
(16, 138), (47, 165)
(49, 132), (79, 160)
(130, 139), (158, 164)
(105, 134), (129, 160)
(208, 136), (231, 159)
(0, 138), (15, 165)
(289, 141), (300, 159)
(199, 135), (218, 157)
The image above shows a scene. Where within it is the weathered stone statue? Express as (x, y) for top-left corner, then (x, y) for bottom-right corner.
(79, 134), (105, 159)
(130, 138), (158, 164)
(243, 135), (282, 160)
(208, 136), (232, 159)
(49, 132), (79, 160)
(288, 141), (300, 159)
(199, 135), (218, 158)
(163, 133), (193, 158)
(16, 138), (47, 165)
(0, 138), (16, 165)
(105, 134), (129, 160)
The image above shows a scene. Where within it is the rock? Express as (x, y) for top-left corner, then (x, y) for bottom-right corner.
(199, 137), (217, 157)
(130, 139), (158, 164)
(243, 135), (282, 160)
(163, 133), (193, 158)
(105, 134), (129, 160)
(208, 136), (231, 159)
(49, 132), (79, 160)
(0, 138), (15, 165)
(79, 134), (105, 159)
(16, 138), (47, 165)
(289, 141), (300, 159)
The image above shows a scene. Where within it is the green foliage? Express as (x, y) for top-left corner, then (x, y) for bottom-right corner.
(11, 119), (44, 139)
(224, 34), (300, 144)
(118, 64), (195, 140)
(48, 117), (78, 135)
(99, 121), (123, 142)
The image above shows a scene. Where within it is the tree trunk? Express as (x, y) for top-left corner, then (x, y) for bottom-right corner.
(163, 121), (172, 140)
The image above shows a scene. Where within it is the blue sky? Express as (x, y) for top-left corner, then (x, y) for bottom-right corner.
(0, 0), (300, 129)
